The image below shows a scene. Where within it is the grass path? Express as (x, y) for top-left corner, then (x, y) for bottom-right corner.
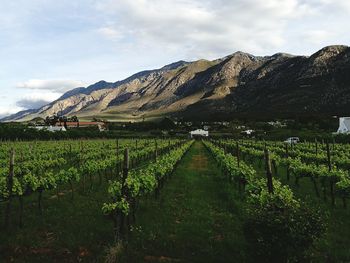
(124, 141), (245, 262)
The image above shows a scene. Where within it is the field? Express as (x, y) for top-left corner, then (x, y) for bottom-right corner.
(0, 138), (350, 262)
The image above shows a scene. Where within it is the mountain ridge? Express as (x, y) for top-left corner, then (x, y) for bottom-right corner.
(2, 45), (350, 122)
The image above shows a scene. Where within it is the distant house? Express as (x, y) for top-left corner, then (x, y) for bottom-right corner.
(190, 129), (209, 138)
(34, 126), (66, 132)
(241, 129), (255, 136)
(55, 122), (107, 131)
(337, 117), (350, 134)
(267, 121), (286, 128)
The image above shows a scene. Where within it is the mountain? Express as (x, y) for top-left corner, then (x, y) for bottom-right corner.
(183, 45), (350, 120)
(3, 45), (350, 122)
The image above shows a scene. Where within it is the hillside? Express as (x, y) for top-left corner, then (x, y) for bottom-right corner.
(3, 45), (350, 122)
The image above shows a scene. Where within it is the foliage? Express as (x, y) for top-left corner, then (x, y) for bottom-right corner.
(244, 201), (326, 262)
(206, 139), (327, 262)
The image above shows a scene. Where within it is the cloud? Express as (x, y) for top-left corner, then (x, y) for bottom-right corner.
(0, 105), (24, 119)
(303, 30), (335, 45)
(15, 91), (62, 110)
(97, 27), (124, 41)
(13, 79), (85, 110)
(17, 79), (85, 93)
(95, 0), (317, 57)
(93, 0), (350, 58)
(16, 99), (51, 109)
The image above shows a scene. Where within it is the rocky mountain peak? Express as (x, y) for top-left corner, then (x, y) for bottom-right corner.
(302, 45), (350, 77)
(160, 60), (190, 71)
(2, 45), (350, 122)
(225, 51), (257, 61)
(312, 45), (348, 56)
(270, 52), (295, 60)
(309, 45), (348, 63)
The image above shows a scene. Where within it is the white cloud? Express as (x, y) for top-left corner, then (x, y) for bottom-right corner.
(98, 27), (124, 41)
(93, 0), (350, 58)
(16, 91), (62, 109)
(17, 79), (85, 93)
(303, 30), (335, 45)
(0, 105), (24, 119)
(13, 80), (83, 111)
(16, 98), (50, 109)
(95, 0), (318, 57)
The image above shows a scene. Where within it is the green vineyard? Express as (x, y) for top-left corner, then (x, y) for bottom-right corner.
(0, 139), (349, 262)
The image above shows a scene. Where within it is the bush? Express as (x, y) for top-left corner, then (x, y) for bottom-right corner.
(243, 182), (326, 262)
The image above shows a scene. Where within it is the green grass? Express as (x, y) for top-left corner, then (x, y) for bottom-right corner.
(122, 141), (246, 262)
(0, 176), (114, 262)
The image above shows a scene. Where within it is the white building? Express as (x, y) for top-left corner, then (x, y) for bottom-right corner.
(337, 117), (350, 134)
(241, 129), (254, 135)
(190, 129), (209, 138)
(34, 126), (67, 132)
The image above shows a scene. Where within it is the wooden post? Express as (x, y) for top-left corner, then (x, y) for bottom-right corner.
(264, 149), (274, 194)
(119, 148), (129, 239)
(5, 149), (15, 227)
(236, 141), (240, 167)
(116, 139), (119, 176)
(326, 142), (331, 172)
(154, 140), (158, 161)
(285, 144), (290, 181)
(135, 139), (139, 166)
(123, 148), (129, 181)
(18, 195), (24, 228)
(326, 142), (335, 206)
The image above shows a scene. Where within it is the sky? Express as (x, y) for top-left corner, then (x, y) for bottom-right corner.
(0, 0), (349, 118)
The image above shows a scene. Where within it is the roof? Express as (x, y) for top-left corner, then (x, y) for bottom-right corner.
(55, 122), (105, 127)
(190, 129), (208, 133)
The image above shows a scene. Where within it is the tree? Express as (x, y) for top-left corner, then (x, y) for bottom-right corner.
(158, 117), (176, 130)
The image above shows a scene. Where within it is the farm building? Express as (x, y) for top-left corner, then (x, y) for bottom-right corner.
(241, 129), (254, 136)
(34, 126), (66, 132)
(337, 117), (350, 134)
(55, 122), (107, 131)
(190, 129), (209, 138)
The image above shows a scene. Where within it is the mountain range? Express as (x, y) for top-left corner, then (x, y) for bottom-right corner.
(3, 45), (350, 122)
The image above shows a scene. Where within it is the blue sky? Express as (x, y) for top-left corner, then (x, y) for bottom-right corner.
(1, 0), (349, 117)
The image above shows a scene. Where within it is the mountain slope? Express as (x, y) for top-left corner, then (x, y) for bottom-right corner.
(181, 45), (350, 120)
(3, 45), (350, 122)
